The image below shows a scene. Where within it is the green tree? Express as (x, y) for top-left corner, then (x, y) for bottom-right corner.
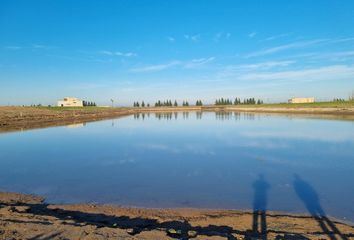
(141, 101), (145, 107)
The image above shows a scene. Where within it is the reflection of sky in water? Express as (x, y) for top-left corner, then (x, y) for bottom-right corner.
(0, 112), (354, 222)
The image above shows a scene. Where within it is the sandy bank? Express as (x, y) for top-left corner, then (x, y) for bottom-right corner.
(0, 192), (353, 239)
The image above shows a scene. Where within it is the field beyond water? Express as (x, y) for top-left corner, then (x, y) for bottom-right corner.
(1, 101), (354, 132)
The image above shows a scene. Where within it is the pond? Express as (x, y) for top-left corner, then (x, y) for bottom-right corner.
(1, 112), (354, 222)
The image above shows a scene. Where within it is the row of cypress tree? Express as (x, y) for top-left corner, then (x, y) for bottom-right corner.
(215, 98), (263, 105)
(83, 101), (96, 106)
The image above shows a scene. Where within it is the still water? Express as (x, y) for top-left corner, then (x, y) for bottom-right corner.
(1, 112), (354, 222)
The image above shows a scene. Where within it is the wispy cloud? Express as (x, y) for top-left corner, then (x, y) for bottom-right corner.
(248, 32), (257, 38)
(214, 32), (231, 42)
(130, 61), (181, 72)
(261, 33), (292, 42)
(99, 50), (137, 57)
(217, 60), (295, 79)
(130, 57), (215, 73)
(184, 34), (200, 42)
(4, 46), (22, 50)
(32, 44), (55, 50)
(184, 57), (215, 69)
(227, 60), (295, 71)
(245, 39), (328, 58)
(167, 36), (175, 42)
(238, 65), (354, 82)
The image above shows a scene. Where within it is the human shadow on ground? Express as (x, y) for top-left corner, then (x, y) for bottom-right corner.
(245, 174), (270, 240)
(293, 174), (349, 240)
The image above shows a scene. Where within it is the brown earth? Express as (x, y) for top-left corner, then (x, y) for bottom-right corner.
(0, 192), (353, 240)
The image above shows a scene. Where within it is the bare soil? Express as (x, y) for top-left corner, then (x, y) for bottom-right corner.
(0, 107), (134, 133)
(0, 192), (353, 240)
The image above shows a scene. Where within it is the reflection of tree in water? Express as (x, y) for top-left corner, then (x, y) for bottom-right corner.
(246, 174), (270, 240)
(215, 112), (233, 120)
(196, 111), (203, 119)
(293, 174), (348, 240)
(155, 112), (174, 120)
(215, 112), (254, 121)
(243, 113), (255, 121)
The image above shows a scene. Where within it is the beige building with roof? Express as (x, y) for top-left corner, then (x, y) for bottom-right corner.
(57, 97), (83, 107)
(288, 97), (315, 104)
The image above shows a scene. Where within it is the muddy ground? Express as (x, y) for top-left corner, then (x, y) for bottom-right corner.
(0, 192), (353, 240)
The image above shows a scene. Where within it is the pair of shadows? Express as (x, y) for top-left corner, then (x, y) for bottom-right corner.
(246, 174), (349, 240)
(0, 175), (352, 239)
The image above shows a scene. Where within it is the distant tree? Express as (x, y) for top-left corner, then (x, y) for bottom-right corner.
(147, 103), (150, 107)
(141, 101), (145, 107)
(195, 100), (201, 106)
(350, 90), (354, 101)
(174, 100), (178, 107)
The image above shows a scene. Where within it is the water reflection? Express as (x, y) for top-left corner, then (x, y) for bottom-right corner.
(66, 123), (85, 128)
(0, 112), (354, 224)
(132, 111), (258, 121)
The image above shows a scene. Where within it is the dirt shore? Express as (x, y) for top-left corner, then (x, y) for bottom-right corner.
(0, 192), (353, 240)
(1, 105), (354, 133)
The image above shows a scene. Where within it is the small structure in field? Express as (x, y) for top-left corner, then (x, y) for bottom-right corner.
(288, 97), (315, 104)
(57, 97), (83, 107)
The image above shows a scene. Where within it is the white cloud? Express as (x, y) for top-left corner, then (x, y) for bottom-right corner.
(228, 61), (295, 71)
(214, 32), (231, 42)
(217, 61), (295, 79)
(4, 46), (22, 50)
(239, 65), (354, 82)
(99, 50), (137, 57)
(245, 39), (328, 58)
(309, 50), (354, 61)
(248, 32), (257, 38)
(130, 61), (181, 72)
(167, 36), (175, 42)
(184, 57), (215, 69)
(262, 33), (292, 42)
(184, 34), (200, 42)
(32, 44), (55, 49)
(130, 57), (215, 72)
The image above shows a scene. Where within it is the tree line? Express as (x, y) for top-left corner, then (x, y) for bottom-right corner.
(132, 98), (266, 107)
(215, 97), (263, 105)
(133, 100), (201, 107)
(83, 101), (96, 106)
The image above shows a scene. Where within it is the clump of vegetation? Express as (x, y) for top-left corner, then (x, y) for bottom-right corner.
(196, 100), (203, 106)
(83, 101), (96, 106)
(333, 98), (346, 102)
(133, 101), (150, 107)
(350, 91), (354, 102)
(154, 100), (174, 107)
(182, 101), (189, 106)
(215, 97), (263, 105)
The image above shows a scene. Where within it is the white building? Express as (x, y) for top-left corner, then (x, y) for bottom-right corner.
(57, 97), (83, 107)
(288, 97), (315, 104)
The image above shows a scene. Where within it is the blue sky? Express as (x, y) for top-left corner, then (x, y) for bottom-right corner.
(1, 0), (354, 106)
